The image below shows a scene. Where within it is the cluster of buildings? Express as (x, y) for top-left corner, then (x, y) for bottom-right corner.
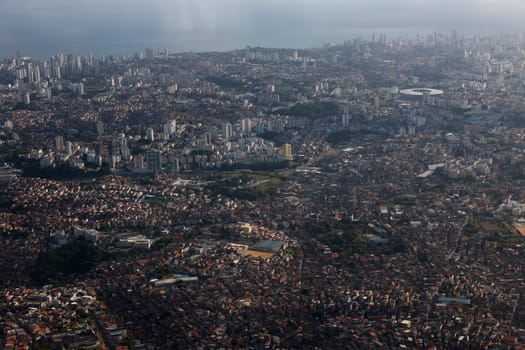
(0, 285), (143, 350)
(3, 31), (525, 347)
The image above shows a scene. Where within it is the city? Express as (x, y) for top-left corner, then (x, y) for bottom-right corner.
(2, 29), (525, 349)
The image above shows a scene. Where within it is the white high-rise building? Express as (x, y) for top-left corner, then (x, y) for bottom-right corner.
(145, 127), (155, 142)
(342, 114), (351, 128)
(110, 154), (119, 169)
(163, 120), (176, 137)
(241, 118), (252, 134)
(222, 122), (233, 140)
(78, 82), (85, 96)
(34, 65), (41, 82)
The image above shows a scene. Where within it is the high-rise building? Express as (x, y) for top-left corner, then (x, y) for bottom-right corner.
(146, 150), (162, 172)
(274, 120), (285, 133)
(96, 121), (105, 136)
(34, 65), (41, 82)
(53, 65), (61, 79)
(167, 85), (178, 94)
(256, 123), (265, 135)
(203, 132), (212, 146)
(222, 122), (233, 140)
(55, 136), (65, 152)
(121, 146), (131, 162)
(133, 155), (145, 169)
(281, 144), (293, 160)
(342, 114), (350, 127)
(209, 126), (218, 140)
(65, 141), (73, 156)
(78, 82), (85, 96)
(163, 120), (176, 137)
(110, 154), (119, 169)
(342, 104), (351, 127)
(75, 56), (82, 71)
(145, 48), (155, 60)
(145, 127), (155, 142)
(241, 118), (252, 134)
(117, 136), (127, 149)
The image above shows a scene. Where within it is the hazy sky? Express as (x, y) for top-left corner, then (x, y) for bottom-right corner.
(1, 0), (525, 58)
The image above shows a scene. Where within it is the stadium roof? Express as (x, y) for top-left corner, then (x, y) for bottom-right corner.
(400, 88), (444, 96)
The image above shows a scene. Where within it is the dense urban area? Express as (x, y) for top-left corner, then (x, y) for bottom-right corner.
(3, 32), (525, 349)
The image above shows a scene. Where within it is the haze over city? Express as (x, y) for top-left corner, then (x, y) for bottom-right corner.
(2, 0), (525, 57)
(6, 0), (525, 349)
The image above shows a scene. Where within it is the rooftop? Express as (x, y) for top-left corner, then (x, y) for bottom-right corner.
(249, 240), (285, 253)
(400, 88), (444, 96)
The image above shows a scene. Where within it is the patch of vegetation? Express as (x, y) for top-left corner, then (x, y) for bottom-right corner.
(284, 247), (295, 257)
(151, 236), (175, 251)
(207, 173), (282, 201)
(143, 195), (166, 204)
(393, 196), (417, 206)
(0, 144), (20, 163)
(463, 217), (482, 235)
(317, 221), (408, 255)
(30, 237), (107, 285)
(17, 159), (109, 181)
(191, 149), (213, 157)
(410, 65), (447, 83)
(258, 131), (288, 146)
(32, 339), (55, 350)
(219, 160), (296, 172)
(464, 216), (513, 236)
(207, 75), (247, 91)
(497, 233), (525, 248)
(448, 105), (470, 115)
(326, 129), (388, 145)
(121, 335), (137, 350)
(278, 102), (339, 120)
(463, 216), (525, 248)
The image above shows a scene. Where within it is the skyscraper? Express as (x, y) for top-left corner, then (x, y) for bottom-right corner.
(281, 144), (293, 160)
(55, 136), (65, 152)
(146, 150), (162, 172)
(65, 141), (73, 156)
(133, 155), (145, 169)
(145, 128), (155, 142)
(203, 132), (212, 146)
(241, 118), (252, 134)
(163, 120), (176, 137)
(342, 104), (351, 127)
(145, 48), (155, 61)
(222, 122), (233, 140)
